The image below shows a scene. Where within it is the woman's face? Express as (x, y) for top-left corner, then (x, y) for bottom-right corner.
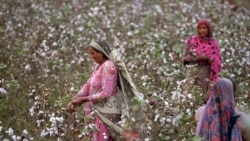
(198, 24), (209, 37)
(88, 47), (104, 64)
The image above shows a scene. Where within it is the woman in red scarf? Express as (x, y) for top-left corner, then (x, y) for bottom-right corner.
(182, 19), (222, 103)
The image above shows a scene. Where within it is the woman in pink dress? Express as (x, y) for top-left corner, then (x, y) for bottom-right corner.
(66, 39), (121, 141)
(66, 39), (143, 141)
(182, 19), (222, 103)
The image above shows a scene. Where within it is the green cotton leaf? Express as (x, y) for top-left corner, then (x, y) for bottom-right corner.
(0, 63), (7, 69)
(172, 43), (183, 54)
(219, 70), (231, 78)
(190, 136), (202, 141)
(15, 50), (24, 57)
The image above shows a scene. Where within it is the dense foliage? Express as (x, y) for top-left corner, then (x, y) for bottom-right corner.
(0, 0), (249, 140)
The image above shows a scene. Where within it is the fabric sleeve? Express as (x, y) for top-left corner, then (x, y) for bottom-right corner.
(88, 61), (117, 103)
(207, 41), (222, 81)
(76, 69), (96, 97)
(184, 38), (191, 55)
(76, 79), (90, 97)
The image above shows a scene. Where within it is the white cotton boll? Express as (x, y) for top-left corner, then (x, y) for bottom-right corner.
(186, 108), (191, 115)
(31, 89), (35, 93)
(155, 5), (163, 14)
(25, 64), (31, 71)
(160, 117), (166, 123)
(49, 128), (55, 136)
(59, 24), (65, 29)
(171, 92), (177, 100)
(52, 42), (57, 46)
(22, 129), (28, 135)
(141, 75), (149, 81)
(11, 135), (17, 141)
(77, 27), (83, 32)
(49, 26), (55, 32)
(166, 118), (171, 123)
(51, 113), (55, 117)
(34, 96), (40, 100)
(154, 114), (159, 122)
(49, 117), (57, 126)
(56, 117), (64, 123)
(163, 58), (167, 63)
(187, 94), (192, 99)
(16, 136), (21, 140)
(70, 87), (74, 91)
(153, 92), (157, 96)
(147, 125), (152, 130)
(190, 102), (193, 106)
(165, 136), (170, 140)
(36, 119), (44, 127)
(48, 33), (53, 38)
(0, 88), (7, 94)
(40, 129), (48, 137)
(131, 117), (135, 122)
(164, 101), (169, 106)
(127, 31), (133, 36)
(5, 128), (14, 136)
(29, 108), (34, 116)
(78, 134), (83, 138)
(230, 73), (235, 78)
(154, 33), (159, 38)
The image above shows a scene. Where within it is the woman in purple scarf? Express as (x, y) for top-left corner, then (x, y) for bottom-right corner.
(196, 78), (242, 141)
(182, 19), (222, 103)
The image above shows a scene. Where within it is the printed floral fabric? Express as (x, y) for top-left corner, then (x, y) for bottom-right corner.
(197, 78), (242, 141)
(185, 19), (221, 82)
(185, 35), (221, 82)
(76, 60), (118, 141)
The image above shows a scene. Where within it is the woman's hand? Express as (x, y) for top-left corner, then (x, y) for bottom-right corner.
(65, 102), (75, 113)
(195, 54), (210, 62)
(71, 96), (87, 106)
(182, 55), (195, 65)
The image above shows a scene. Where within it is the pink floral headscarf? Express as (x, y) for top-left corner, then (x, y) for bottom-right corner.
(185, 19), (222, 82)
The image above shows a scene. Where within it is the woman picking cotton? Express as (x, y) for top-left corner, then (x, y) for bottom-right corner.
(182, 19), (222, 103)
(65, 39), (143, 141)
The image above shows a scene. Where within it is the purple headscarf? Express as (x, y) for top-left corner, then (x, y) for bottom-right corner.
(197, 78), (242, 141)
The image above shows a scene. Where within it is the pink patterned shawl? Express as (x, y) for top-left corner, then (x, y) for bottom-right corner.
(185, 19), (222, 82)
(197, 78), (242, 141)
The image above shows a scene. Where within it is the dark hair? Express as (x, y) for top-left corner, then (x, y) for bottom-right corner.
(95, 39), (111, 53)
(89, 39), (110, 60)
(90, 47), (109, 60)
